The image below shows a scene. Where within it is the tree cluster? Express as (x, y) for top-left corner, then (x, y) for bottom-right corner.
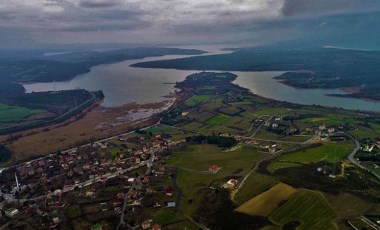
(185, 134), (237, 149)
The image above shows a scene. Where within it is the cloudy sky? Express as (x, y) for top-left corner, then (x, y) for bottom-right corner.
(0, 0), (380, 49)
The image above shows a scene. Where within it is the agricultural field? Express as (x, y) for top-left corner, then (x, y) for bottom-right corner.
(146, 124), (193, 141)
(324, 192), (380, 219)
(234, 173), (279, 205)
(252, 107), (295, 116)
(167, 144), (265, 174)
(349, 126), (380, 139)
(0, 103), (45, 123)
(273, 143), (353, 164)
(236, 183), (296, 216)
(188, 110), (215, 123)
(152, 208), (184, 226)
(270, 190), (338, 230)
(218, 106), (242, 116)
(206, 114), (232, 127)
(185, 95), (212, 107)
(301, 114), (357, 126)
(167, 144), (267, 215)
(145, 124), (175, 133)
(267, 161), (304, 173)
(198, 99), (225, 111)
(181, 121), (207, 131)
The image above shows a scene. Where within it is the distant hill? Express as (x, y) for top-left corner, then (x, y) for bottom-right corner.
(132, 47), (380, 101)
(0, 47), (206, 83)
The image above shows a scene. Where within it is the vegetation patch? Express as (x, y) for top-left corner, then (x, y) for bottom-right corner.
(0, 103), (44, 122)
(236, 183), (296, 216)
(267, 161), (304, 173)
(206, 114), (232, 127)
(167, 144), (267, 215)
(234, 173), (279, 206)
(275, 143), (352, 164)
(270, 190), (338, 230)
(185, 134), (238, 149)
(152, 208), (183, 226)
(194, 189), (271, 230)
(186, 95), (212, 107)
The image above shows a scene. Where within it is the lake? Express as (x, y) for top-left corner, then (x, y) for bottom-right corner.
(24, 47), (380, 112)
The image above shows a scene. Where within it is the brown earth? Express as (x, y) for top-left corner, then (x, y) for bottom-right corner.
(0, 99), (175, 164)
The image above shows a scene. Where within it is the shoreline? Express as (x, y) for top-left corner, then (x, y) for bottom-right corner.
(233, 81), (380, 115)
(276, 79), (380, 107)
(2, 71), (380, 167)
(0, 95), (182, 165)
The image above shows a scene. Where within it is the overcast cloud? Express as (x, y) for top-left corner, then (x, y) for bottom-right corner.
(0, 0), (379, 48)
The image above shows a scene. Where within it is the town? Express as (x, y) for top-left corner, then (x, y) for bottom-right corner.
(0, 131), (185, 229)
(0, 72), (380, 230)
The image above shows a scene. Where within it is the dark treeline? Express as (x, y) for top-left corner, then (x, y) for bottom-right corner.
(0, 47), (205, 83)
(0, 144), (11, 163)
(175, 72), (236, 88)
(194, 189), (271, 230)
(185, 134), (237, 149)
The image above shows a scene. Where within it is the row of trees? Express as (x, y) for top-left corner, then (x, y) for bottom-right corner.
(185, 134), (238, 149)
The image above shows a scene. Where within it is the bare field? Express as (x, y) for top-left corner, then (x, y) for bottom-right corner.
(0, 100), (174, 163)
(236, 183), (296, 216)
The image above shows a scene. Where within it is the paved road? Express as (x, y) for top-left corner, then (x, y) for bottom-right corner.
(236, 150), (283, 191)
(116, 153), (155, 230)
(360, 216), (379, 230)
(246, 116), (272, 138)
(339, 131), (380, 180)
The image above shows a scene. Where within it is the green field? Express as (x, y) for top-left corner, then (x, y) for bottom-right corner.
(301, 114), (357, 126)
(270, 190), (338, 230)
(206, 114), (232, 127)
(253, 107), (294, 116)
(324, 192), (380, 219)
(365, 163), (380, 175)
(234, 173), (279, 205)
(349, 126), (380, 139)
(274, 143), (353, 164)
(104, 146), (121, 158)
(152, 208), (183, 226)
(145, 124), (175, 133)
(237, 183), (296, 216)
(267, 161), (304, 173)
(190, 110), (215, 122)
(186, 95), (212, 107)
(0, 103), (45, 122)
(168, 144), (265, 173)
(167, 144), (267, 214)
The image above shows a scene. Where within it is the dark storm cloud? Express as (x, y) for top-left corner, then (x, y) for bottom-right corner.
(0, 0), (380, 48)
(60, 20), (151, 32)
(80, 0), (120, 8)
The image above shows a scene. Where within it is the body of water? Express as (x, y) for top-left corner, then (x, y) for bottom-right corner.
(24, 47), (380, 112)
(233, 71), (380, 112)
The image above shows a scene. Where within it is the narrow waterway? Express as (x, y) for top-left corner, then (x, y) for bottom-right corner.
(24, 47), (380, 112)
